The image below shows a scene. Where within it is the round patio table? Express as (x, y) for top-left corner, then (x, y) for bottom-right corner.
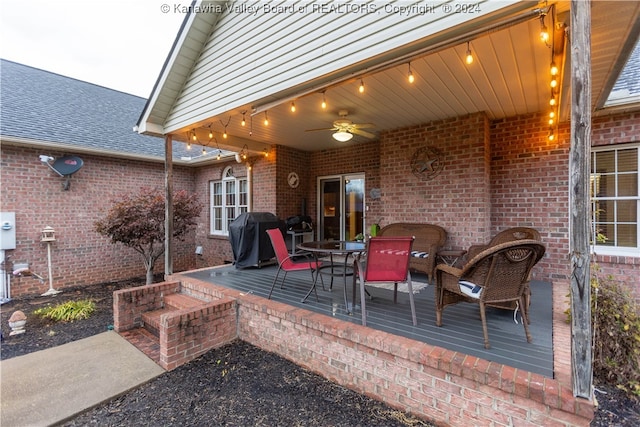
(297, 240), (366, 313)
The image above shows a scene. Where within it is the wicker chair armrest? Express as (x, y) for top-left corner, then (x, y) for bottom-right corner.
(435, 264), (464, 293)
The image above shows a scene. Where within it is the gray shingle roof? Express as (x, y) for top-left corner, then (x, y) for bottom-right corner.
(607, 40), (640, 104)
(0, 59), (191, 159)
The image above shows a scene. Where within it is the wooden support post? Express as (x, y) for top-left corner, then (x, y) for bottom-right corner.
(165, 134), (174, 279)
(569, 0), (593, 400)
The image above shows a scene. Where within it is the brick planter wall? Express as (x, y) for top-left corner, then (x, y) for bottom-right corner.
(114, 280), (237, 371)
(175, 274), (595, 426)
(159, 298), (236, 371)
(113, 281), (182, 331)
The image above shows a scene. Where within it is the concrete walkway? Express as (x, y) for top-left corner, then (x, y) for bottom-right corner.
(1, 331), (165, 427)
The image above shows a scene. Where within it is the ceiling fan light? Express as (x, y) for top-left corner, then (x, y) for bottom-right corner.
(333, 131), (353, 142)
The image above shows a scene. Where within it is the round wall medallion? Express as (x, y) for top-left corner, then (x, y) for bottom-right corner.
(287, 172), (300, 188)
(410, 146), (444, 181)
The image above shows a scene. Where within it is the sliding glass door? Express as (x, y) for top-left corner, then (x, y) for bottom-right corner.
(318, 174), (365, 241)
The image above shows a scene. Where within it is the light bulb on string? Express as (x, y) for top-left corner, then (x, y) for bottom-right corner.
(290, 102), (296, 113)
(358, 79), (364, 94)
(550, 76), (558, 89)
(407, 63), (415, 84)
(465, 42), (473, 65)
(539, 13), (550, 44)
(321, 92), (327, 110)
(264, 111), (269, 126)
(550, 62), (558, 76)
(241, 112), (246, 127)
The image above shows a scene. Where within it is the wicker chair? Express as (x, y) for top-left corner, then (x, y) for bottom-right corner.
(466, 227), (541, 260)
(435, 240), (546, 349)
(465, 227), (542, 320)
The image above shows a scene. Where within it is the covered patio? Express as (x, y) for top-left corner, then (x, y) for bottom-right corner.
(135, 1), (640, 425)
(183, 264), (554, 377)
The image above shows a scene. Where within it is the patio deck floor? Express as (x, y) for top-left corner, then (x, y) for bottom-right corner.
(183, 262), (553, 378)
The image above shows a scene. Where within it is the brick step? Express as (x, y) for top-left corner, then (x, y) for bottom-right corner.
(119, 327), (161, 364)
(141, 293), (207, 337)
(141, 307), (173, 338)
(163, 293), (205, 310)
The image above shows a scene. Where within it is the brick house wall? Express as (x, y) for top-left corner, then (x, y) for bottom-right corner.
(4, 111), (637, 298)
(378, 112), (492, 251)
(1, 146), (197, 296)
(590, 112), (640, 298)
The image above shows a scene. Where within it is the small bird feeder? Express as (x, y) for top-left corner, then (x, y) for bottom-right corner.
(41, 226), (56, 242)
(41, 226), (60, 296)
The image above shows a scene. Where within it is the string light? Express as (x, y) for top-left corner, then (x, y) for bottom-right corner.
(187, 141), (191, 150)
(465, 42), (473, 65)
(216, 150), (221, 160)
(539, 13), (550, 44)
(191, 130), (197, 142)
(550, 62), (558, 76)
(201, 146), (206, 155)
(549, 94), (557, 106)
(290, 102), (296, 113)
(407, 63), (415, 84)
(550, 76), (558, 88)
(263, 111), (269, 126)
(208, 126), (214, 139)
(263, 148), (269, 158)
(241, 111), (246, 127)
(358, 79), (364, 94)
(321, 91), (327, 109)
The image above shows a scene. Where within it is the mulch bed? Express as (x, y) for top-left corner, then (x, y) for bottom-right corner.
(1, 277), (638, 426)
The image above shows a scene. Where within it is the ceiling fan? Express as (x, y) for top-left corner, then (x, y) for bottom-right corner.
(305, 110), (376, 142)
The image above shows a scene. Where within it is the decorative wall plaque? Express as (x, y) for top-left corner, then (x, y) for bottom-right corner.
(410, 146), (444, 181)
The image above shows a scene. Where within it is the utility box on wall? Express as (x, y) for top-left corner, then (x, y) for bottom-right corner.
(0, 212), (16, 250)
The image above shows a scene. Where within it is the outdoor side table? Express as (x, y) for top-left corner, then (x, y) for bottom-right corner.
(437, 249), (467, 267)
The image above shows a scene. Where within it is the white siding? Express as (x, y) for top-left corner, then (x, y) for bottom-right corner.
(161, 0), (528, 133)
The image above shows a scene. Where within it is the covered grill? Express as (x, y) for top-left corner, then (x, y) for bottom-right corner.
(228, 212), (285, 268)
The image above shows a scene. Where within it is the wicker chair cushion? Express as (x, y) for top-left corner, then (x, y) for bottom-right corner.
(459, 280), (483, 298)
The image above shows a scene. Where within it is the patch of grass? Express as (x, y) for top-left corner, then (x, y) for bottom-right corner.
(34, 299), (96, 322)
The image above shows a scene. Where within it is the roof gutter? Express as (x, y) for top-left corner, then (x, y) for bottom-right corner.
(0, 135), (202, 166)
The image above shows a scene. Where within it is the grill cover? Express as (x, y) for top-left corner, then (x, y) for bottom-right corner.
(228, 212), (285, 268)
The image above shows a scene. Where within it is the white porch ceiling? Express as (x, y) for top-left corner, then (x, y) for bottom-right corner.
(164, 1), (640, 155)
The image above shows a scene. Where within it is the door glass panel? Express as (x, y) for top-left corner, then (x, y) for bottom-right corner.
(318, 175), (365, 241)
(320, 179), (341, 240)
(344, 177), (364, 240)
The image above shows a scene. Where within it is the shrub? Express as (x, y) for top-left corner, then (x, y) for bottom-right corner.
(34, 300), (96, 322)
(588, 265), (640, 397)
